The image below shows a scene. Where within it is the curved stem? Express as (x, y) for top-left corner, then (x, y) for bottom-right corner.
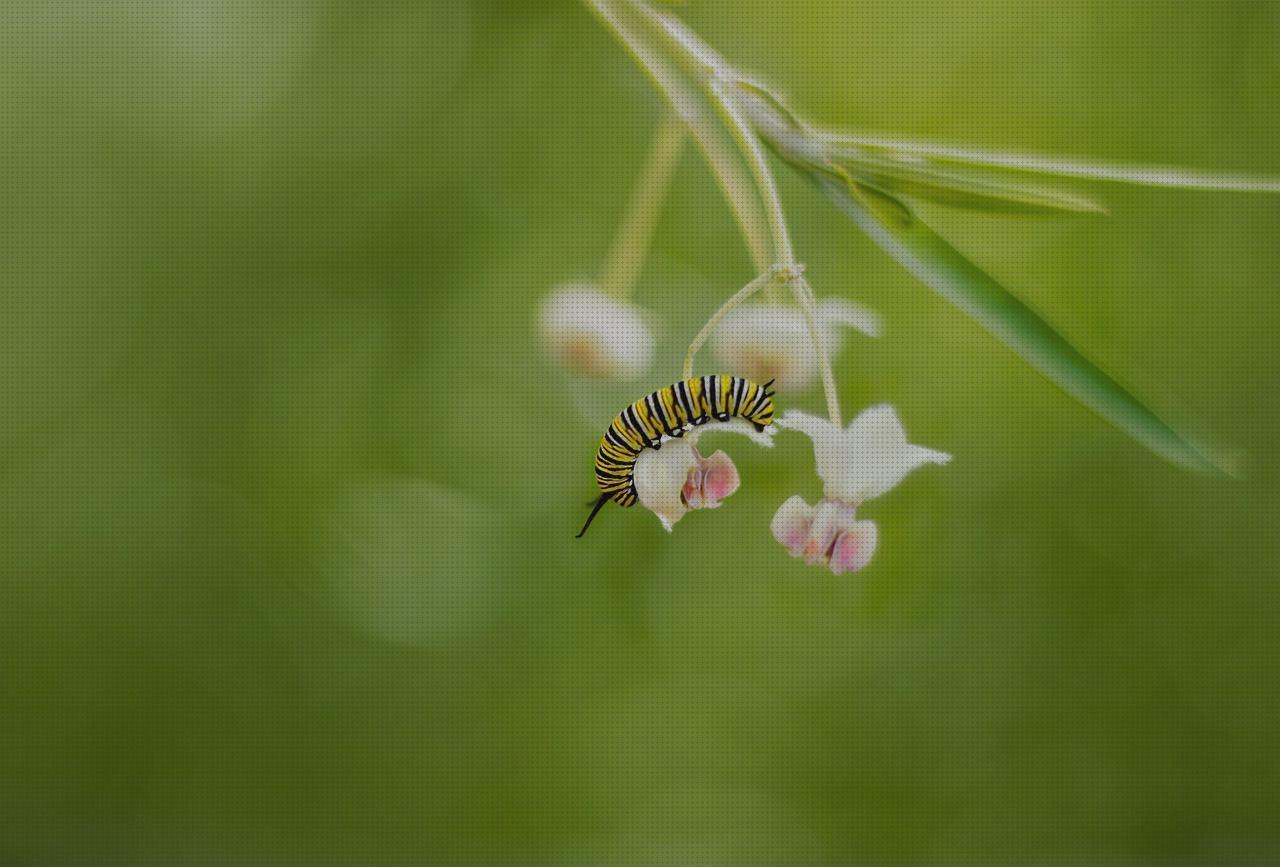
(683, 269), (779, 380)
(712, 78), (840, 422)
(710, 76), (794, 267)
(600, 111), (686, 298)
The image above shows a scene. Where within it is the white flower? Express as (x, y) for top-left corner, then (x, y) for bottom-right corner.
(771, 404), (949, 573)
(777, 404), (950, 504)
(539, 283), (655, 380)
(634, 419), (774, 532)
(711, 297), (879, 391)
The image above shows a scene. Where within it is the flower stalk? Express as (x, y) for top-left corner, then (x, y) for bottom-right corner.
(708, 74), (794, 267)
(681, 266), (784, 381)
(599, 111), (686, 299)
(790, 272), (842, 427)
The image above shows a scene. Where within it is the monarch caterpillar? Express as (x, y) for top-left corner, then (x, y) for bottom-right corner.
(577, 374), (776, 537)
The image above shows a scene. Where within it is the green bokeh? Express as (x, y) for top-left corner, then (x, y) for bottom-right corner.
(2, 1), (1279, 863)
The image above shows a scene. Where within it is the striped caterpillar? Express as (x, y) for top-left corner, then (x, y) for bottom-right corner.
(578, 374), (775, 537)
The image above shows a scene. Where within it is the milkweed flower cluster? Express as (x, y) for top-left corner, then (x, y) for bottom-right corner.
(772, 406), (950, 574)
(566, 269), (941, 572)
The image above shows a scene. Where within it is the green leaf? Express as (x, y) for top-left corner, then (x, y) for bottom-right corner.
(828, 147), (1108, 215)
(816, 174), (1232, 475)
(821, 132), (1280, 193)
(733, 88), (1106, 215)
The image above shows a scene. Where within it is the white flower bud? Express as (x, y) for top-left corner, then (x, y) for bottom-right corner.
(539, 284), (655, 380)
(634, 440), (699, 532)
(711, 297), (879, 391)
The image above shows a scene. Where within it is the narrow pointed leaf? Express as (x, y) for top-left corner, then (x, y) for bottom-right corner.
(732, 86), (1107, 214)
(829, 148), (1108, 214)
(820, 132), (1280, 192)
(816, 174), (1228, 475)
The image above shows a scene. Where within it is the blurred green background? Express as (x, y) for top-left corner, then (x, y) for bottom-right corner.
(3, 1), (1279, 864)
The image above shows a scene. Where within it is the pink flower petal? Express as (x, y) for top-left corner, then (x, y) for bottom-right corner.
(699, 449), (740, 506)
(829, 520), (878, 575)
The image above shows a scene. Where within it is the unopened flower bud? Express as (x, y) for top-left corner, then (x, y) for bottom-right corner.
(540, 284), (655, 380)
(711, 297), (879, 391)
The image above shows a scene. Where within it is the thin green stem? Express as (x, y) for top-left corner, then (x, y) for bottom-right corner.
(600, 112), (686, 298)
(683, 268), (780, 380)
(791, 275), (841, 426)
(709, 75), (794, 267)
(710, 77), (841, 423)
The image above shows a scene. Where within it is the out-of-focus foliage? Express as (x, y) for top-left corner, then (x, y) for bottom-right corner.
(2, 1), (1279, 864)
